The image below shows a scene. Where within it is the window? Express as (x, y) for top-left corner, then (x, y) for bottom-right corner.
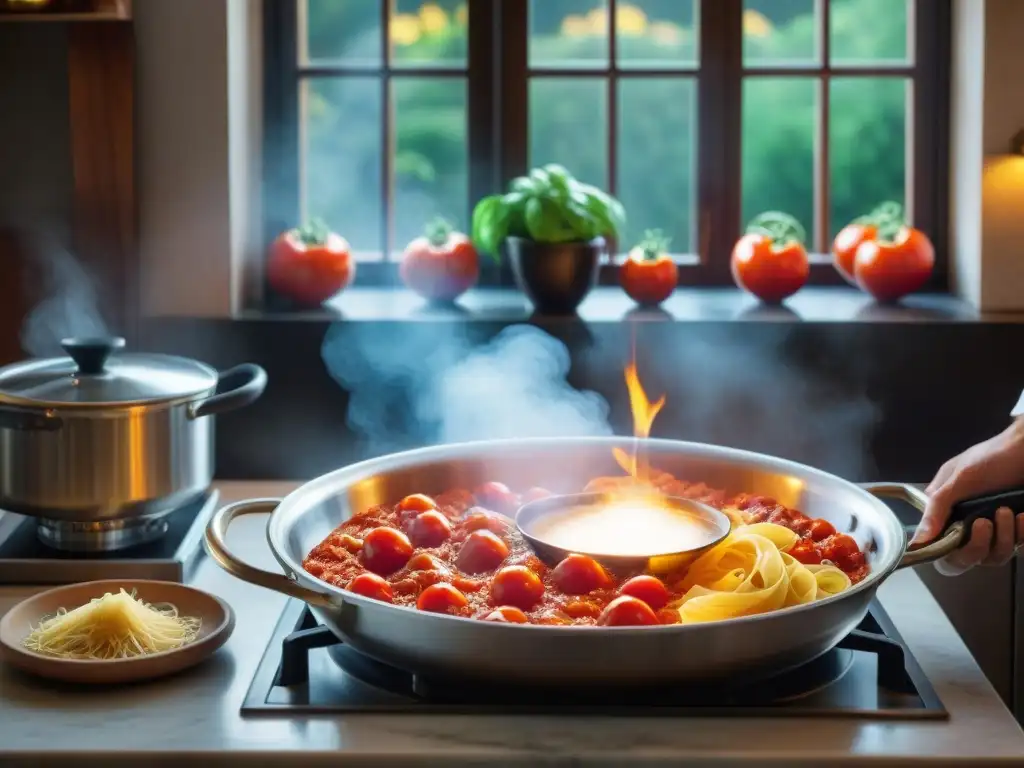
(262, 0), (950, 294)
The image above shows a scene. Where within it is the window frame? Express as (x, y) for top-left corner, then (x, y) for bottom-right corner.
(260, 0), (951, 302)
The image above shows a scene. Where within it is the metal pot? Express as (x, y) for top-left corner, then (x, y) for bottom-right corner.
(205, 437), (1015, 686)
(0, 336), (266, 550)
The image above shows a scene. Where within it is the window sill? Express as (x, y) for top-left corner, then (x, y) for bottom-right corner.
(237, 286), (994, 324)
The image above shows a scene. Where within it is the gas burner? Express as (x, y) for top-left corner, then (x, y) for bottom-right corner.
(242, 600), (948, 719)
(0, 489), (219, 585)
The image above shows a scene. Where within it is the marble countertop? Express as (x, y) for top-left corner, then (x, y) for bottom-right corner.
(2, 481), (1024, 767)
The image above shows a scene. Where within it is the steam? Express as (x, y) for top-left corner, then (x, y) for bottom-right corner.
(19, 235), (109, 358)
(321, 324), (612, 455)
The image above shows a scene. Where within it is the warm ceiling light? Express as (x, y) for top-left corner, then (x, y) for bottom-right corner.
(1011, 129), (1024, 155)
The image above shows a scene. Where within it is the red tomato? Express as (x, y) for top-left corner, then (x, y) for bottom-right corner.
(483, 606), (529, 623)
(474, 482), (519, 515)
(808, 519), (836, 542)
(407, 552), (448, 572)
(619, 575), (671, 611)
(416, 583), (469, 614)
(407, 510), (452, 548)
(267, 220), (355, 307)
(490, 565), (545, 610)
(397, 494), (438, 514)
(458, 509), (513, 537)
(832, 223), (876, 284)
(399, 219), (480, 303)
(597, 596), (660, 627)
(551, 554), (612, 595)
(788, 540), (823, 565)
(730, 233), (809, 304)
(360, 527), (414, 575)
(457, 530), (510, 574)
(521, 487), (553, 504)
(620, 233), (679, 307)
(821, 533), (860, 563)
(853, 228), (935, 302)
(346, 573), (393, 603)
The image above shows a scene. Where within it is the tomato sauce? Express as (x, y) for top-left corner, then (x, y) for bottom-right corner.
(302, 477), (870, 627)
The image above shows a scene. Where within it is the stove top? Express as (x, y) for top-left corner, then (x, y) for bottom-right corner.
(242, 598), (947, 719)
(0, 490), (219, 585)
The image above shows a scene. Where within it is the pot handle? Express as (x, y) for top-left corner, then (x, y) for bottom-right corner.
(189, 364), (267, 420)
(204, 498), (336, 608)
(0, 406), (62, 432)
(862, 482), (1024, 569)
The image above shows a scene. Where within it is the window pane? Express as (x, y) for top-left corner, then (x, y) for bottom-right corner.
(391, 0), (468, 68)
(617, 78), (696, 252)
(304, 78), (384, 255)
(829, 77), (907, 238)
(830, 0), (911, 66)
(393, 78), (469, 250)
(741, 77), (817, 246)
(304, 0), (382, 65)
(530, 0), (609, 69)
(616, 0), (698, 69)
(529, 78), (608, 189)
(743, 0), (819, 67)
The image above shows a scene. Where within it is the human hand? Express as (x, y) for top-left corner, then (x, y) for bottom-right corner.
(913, 418), (1024, 576)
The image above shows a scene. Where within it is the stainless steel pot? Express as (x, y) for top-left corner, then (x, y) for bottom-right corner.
(205, 437), (1007, 686)
(0, 336), (266, 549)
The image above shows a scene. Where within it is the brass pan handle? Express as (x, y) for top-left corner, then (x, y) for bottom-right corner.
(862, 482), (968, 569)
(204, 498), (336, 608)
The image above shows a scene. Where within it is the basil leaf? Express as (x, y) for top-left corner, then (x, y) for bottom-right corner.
(529, 167), (554, 195)
(542, 164), (573, 200)
(525, 196), (576, 243)
(573, 183), (626, 239)
(510, 176), (542, 196)
(471, 195), (510, 262)
(502, 191), (530, 239)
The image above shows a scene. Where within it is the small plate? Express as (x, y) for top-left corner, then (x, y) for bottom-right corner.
(0, 579), (234, 684)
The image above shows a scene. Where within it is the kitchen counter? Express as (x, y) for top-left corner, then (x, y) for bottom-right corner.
(1, 482), (1024, 767)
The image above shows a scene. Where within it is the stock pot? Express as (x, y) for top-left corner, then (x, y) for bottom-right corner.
(0, 336), (266, 526)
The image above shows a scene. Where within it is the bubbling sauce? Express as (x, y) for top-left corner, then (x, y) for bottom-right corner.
(528, 500), (726, 557)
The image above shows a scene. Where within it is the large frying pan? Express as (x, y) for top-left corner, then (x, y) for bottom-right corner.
(205, 437), (1020, 685)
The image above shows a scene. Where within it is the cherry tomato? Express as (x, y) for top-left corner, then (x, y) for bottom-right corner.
(267, 220), (354, 307)
(551, 554), (612, 595)
(482, 606), (529, 624)
(853, 228), (934, 303)
(346, 573), (393, 603)
(808, 519), (836, 542)
(832, 222), (877, 284)
(397, 494), (438, 514)
(407, 552), (447, 572)
(416, 583), (469, 614)
(597, 596), (660, 627)
(620, 231), (678, 307)
(490, 565), (545, 610)
(619, 575), (671, 611)
(788, 540), (823, 565)
(458, 509), (513, 537)
(821, 533), (860, 563)
(399, 219), (480, 303)
(521, 487), (554, 504)
(360, 527), (414, 575)
(457, 530), (510, 574)
(474, 482), (519, 515)
(731, 233), (809, 304)
(407, 510), (453, 548)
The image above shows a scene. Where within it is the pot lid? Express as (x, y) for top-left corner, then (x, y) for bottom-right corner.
(0, 337), (219, 407)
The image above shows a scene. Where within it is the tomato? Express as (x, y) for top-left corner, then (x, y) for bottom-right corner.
(457, 530), (510, 574)
(458, 509), (513, 537)
(521, 487), (553, 504)
(821, 533), (860, 563)
(407, 552), (448, 572)
(360, 527), (414, 575)
(788, 540), (823, 565)
(551, 554), (612, 595)
(808, 519), (836, 542)
(397, 494), (438, 514)
(731, 234), (809, 304)
(620, 230), (678, 307)
(267, 220), (355, 307)
(416, 583), (469, 614)
(832, 222), (876, 284)
(483, 606), (529, 623)
(399, 219), (480, 303)
(597, 596), (660, 627)
(853, 227), (934, 303)
(474, 482), (519, 515)
(407, 510), (452, 548)
(346, 573), (393, 603)
(619, 575), (671, 611)
(490, 565), (545, 610)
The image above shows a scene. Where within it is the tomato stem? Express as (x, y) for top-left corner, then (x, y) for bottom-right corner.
(295, 217), (331, 247)
(860, 201), (905, 244)
(425, 217), (453, 247)
(637, 228), (671, 261)
(745, 211), (806, 248)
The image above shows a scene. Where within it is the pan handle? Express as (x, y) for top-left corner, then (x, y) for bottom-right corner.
(862, 482), (1024, 569)
(204, 498), (336, 608)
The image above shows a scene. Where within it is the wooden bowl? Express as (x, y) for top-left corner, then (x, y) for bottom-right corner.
(0, 579), (234, 684)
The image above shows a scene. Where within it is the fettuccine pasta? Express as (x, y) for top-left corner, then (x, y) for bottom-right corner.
(672, 523), (852, 623)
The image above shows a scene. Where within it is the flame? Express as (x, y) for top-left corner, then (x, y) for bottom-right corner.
(612, 358), (666, 483)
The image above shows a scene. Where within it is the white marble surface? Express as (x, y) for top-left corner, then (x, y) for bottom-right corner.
(1, 481), (1024, 767)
